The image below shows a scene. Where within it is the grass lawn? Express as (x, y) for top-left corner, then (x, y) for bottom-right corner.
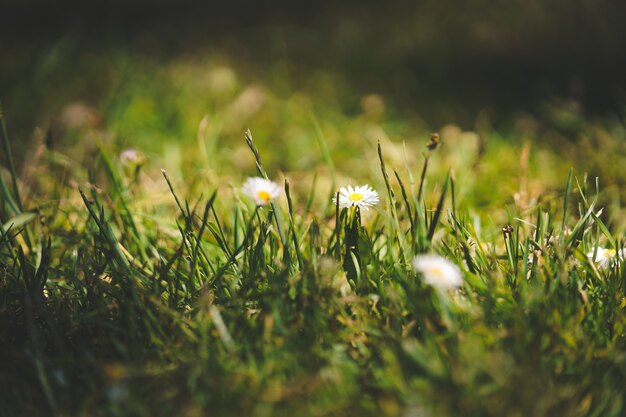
(1, 53), (626, 417)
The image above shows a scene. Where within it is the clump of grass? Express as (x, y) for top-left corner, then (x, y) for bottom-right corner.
(1, 105), (626, 417)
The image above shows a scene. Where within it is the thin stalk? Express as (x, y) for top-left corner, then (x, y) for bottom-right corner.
(0, 100), (24, 212)
(285, 178), (304, 270)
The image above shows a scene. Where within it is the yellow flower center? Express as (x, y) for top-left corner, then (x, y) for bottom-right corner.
(348, 193), (364, 202)
(257, 190), (272, 202)
(429, 266), (445, 279)
(606, 249), (616, 258)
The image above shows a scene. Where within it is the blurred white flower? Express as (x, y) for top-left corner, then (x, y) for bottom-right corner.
(413, 254), (463, 290)
(587, 247), (624, 269)
(120, 149), (144, 166)
(333, 185), (379, 211)
(242, 177), (281, 206)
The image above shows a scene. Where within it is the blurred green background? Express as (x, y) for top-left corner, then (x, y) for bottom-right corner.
(4, 0), (626, 126)
(2, 0), (626, 196)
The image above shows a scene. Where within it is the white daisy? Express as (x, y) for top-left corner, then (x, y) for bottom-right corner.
(413, 254), (463, 290)
(120, 148), (145, 166)
(587, 247), (624, 270)
(242, 177), (281, 206)
(333, 185), (379, 211)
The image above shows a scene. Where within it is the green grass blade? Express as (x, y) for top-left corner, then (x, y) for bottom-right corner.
(0, 100), (24, 213)
(427, 174), (449, 242)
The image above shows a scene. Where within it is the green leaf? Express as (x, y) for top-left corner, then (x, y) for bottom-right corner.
(2, 211), (36, 233)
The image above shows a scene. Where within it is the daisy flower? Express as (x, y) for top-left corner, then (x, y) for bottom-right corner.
(242, 177), (281, 206)
(413, 254), (463, 290)
(120, 148), (145, 166)
(587, 247), (624, 270)
(333, 185), (379, 211)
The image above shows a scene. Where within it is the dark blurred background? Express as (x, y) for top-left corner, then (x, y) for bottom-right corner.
(3, 0), (626, 139)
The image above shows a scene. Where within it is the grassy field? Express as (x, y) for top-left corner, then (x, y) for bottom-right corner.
(2, 54), (626, 417)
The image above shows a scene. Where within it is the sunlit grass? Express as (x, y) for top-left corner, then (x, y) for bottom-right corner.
(1, 67), (626, 416)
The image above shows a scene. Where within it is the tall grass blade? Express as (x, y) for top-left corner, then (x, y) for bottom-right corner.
(427, 174), (449, 242)
(0, 100), (24, 213)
